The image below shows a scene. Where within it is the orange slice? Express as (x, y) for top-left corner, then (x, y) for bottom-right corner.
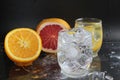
(4, 28), (42, 66)
(36, 18), (71, 53)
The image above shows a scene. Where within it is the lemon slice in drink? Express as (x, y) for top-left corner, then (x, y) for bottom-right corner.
(84, 26), (102, 52)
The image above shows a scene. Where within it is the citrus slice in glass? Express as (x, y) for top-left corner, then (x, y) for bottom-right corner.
(84, 26), (102, 52)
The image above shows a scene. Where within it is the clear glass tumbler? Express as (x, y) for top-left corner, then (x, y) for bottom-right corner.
(57, 27), (93, 78)
(75, 18), (103, 57)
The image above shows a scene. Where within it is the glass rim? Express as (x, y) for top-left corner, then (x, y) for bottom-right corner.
(75, 18), (102, 23)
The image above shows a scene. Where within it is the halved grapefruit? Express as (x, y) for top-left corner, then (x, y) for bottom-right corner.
(36, 18), (71, 53)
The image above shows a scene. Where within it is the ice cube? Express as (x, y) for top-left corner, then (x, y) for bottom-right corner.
(65, 45), (78, 58)
(72, 28), (92, 45)
(61, 60), (74, 73)
(58, 30), (73, 44)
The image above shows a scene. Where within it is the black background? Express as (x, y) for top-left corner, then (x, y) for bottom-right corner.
(0, 0), (120, 42)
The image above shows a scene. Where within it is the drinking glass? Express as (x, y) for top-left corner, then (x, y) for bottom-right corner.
(57, 27), (93, 78)
(75, 18), (103, 57)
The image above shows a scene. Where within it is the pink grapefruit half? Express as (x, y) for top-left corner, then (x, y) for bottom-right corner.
(36, 18), (71, 53)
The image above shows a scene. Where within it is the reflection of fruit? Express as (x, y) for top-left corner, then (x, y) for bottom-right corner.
(36, 18), (71, 53)
(84, 26), (102, 52)
(4, 28), (42, 66)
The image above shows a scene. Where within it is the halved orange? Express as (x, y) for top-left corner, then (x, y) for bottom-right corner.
(36, 18), (71, 53)
(4, 28), (42, 66)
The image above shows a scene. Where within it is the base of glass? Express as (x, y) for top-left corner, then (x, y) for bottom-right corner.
(93, 52), (98, 57)
(60, 69), (89, 78)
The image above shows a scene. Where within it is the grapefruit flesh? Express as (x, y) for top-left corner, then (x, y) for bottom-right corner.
(40, 24), (63, 51)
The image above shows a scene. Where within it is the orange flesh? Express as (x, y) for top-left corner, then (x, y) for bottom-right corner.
(8, 30), (39, 58)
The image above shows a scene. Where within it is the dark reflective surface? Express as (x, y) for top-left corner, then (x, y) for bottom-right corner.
(0, 42), (120, 80)
(99, 42), (120, 80)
